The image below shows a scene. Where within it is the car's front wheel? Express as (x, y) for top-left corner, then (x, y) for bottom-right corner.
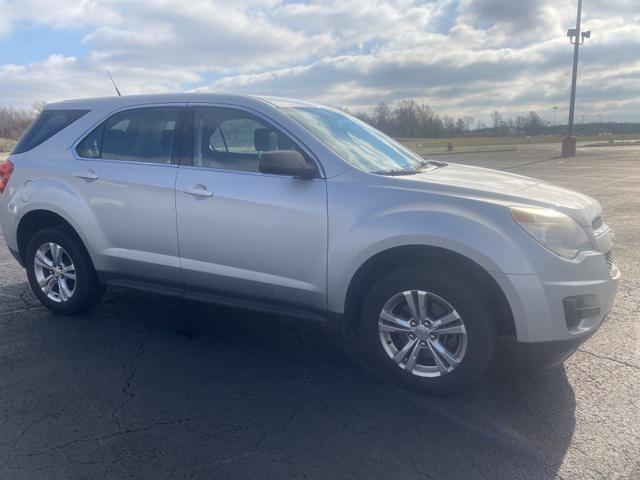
(360, 265), (496, 395)
(25, 226), (104, 315)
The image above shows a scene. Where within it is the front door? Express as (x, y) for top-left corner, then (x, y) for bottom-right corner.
(175, 105), (327, 312)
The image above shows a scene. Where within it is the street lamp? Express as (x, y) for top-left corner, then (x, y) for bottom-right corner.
(562, 0), (591, 157)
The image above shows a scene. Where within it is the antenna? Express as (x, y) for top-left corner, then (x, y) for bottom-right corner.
(106, 70), (122, 97)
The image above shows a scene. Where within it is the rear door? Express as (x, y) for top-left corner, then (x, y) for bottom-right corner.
(72, 105), (185, 290)
(175, 105), (328, 312)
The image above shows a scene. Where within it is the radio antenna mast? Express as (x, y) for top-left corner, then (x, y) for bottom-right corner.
(106, 70), (122, 97)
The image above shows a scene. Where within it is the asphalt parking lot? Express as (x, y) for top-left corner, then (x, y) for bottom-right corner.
(1, 143), (638, 479)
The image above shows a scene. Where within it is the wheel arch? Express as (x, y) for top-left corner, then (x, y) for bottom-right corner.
(341, 245), (515, 337)
(16, 209), (92, 267)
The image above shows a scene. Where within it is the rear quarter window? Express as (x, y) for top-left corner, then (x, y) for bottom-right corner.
(12, 109), (90, 154)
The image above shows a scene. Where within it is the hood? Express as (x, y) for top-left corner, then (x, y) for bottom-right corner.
(396, 163), (600, 226)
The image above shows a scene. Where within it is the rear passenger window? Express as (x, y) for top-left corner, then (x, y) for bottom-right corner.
(13, 109), (89, 154)
(76, 107), (180, 164)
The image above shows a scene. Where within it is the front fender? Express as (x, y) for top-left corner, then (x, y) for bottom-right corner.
(327, 183), (555, 314)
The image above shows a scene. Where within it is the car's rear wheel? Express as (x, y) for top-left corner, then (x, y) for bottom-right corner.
(25, 226), (103, 314)
(360, 265), (496, 395)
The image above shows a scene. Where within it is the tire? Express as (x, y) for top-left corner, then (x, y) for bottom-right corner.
(359, 264), (496, 395)
(25, 226), (104, 315)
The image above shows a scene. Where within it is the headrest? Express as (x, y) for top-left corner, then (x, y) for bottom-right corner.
(254, 128), (275, 151)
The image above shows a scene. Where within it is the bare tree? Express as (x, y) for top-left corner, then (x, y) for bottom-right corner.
(416, 104), (443, 137)
(0, 106), (40, 140)
(443, 115), (456, 136)
(526, 111), (547, 136)
(515, 116), (527, 136)
(373, 103), (391, 132)
(393, 100), (422, 137)
(32, 101), (46, 114)
(453, 116), (474, 137)
(490, 111), (502, 137)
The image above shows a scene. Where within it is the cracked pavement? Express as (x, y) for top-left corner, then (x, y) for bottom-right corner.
(0, 143), (639, 479)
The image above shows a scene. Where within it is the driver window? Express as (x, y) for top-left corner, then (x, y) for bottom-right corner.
(192, 107), (300, 173)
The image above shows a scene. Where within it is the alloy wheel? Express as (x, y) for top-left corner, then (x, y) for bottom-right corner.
(33, 242), (76, 303)
(378, 290), (467, 377)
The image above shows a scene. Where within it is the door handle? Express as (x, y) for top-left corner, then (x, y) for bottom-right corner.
(183, 185), (213, 198)
(74, 169), (99, 180)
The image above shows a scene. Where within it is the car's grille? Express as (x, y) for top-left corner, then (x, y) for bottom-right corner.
(592, 215), (603, 231)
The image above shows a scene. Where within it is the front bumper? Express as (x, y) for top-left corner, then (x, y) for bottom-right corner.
(492, 249), (619, 345)
(515, 315), (604, 369)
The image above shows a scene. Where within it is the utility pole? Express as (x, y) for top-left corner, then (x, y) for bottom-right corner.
(562, 0), (591, 157)
(553, 106), (558, 128)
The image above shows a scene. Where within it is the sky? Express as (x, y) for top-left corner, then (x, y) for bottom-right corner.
(0, 0), (639, 125)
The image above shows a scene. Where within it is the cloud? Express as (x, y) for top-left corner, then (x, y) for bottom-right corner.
(460, 0), (549, 29)
(0, 0), (639, 123)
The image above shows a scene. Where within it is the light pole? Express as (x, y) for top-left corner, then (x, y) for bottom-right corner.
(562, 0), (591, 157)
(553, 106), (558, 128)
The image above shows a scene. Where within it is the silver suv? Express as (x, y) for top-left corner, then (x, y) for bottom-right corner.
(0, 94), (619, 394)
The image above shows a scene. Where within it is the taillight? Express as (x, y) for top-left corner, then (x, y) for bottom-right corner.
(0, 160), (14, 194)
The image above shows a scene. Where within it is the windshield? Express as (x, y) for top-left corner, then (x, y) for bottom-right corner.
(282, 106), (425, 174)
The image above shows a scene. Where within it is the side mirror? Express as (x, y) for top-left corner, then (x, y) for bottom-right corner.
(258, 150), (317, 179)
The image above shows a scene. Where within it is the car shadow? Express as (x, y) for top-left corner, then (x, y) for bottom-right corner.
(0, 285), (576, 479)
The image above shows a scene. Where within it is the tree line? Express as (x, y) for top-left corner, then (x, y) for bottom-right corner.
(487, 110), (548, 137)
(351, 100), (475, 138)
(0, 102), (45, 140)
(349, 100), (554, 138)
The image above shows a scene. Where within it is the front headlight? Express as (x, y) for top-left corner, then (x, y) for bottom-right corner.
(509, 206), (591, 259)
